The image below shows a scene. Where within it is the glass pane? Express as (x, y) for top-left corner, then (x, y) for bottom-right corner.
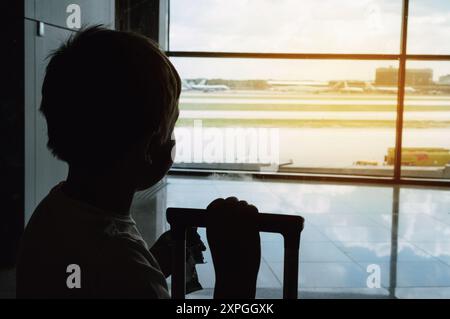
(401, 61), (450, 179)
(408, 0), (450, 54)
(169, 0), (402, 54)
(171, 57), (398, 177)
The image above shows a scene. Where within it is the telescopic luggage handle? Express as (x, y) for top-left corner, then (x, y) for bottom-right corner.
(167, 207), (304, 299)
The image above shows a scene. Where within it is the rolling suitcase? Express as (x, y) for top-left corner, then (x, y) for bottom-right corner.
(166, 207), (305, 299)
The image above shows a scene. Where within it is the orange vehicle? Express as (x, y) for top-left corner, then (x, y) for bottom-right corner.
(385, 147), (450, 166)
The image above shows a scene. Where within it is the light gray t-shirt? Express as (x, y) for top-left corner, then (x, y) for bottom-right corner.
(16, 184), (170, 299)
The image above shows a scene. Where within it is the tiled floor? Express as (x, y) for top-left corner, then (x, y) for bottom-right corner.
(159, 175), (450, 299)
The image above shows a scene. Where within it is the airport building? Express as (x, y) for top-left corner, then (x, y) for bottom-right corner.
(375, 67), (433, 86)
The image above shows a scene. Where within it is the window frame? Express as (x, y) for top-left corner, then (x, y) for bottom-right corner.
(160, 0), (450, 187)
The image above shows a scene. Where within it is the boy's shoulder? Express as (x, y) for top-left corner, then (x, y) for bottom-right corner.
(18, 184), (169, 298)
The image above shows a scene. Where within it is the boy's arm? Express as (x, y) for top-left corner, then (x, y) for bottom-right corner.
(150, 197), (261, 299)
(206, 197), (261, 299)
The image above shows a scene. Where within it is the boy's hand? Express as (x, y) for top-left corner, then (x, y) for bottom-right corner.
(150, 228), (206, 279)
(206, 197), (261, 299)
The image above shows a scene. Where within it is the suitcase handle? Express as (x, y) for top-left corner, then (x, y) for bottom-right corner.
(166, 207), (304, 299)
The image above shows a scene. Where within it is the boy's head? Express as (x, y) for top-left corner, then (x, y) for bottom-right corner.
(40, 26), (180, 189)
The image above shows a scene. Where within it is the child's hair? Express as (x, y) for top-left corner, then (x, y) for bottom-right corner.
(40, 25), (181, 166)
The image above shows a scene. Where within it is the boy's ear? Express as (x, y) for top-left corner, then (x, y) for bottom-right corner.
(145, 131), (176, 166)
(144, 133), (159, 163)
(135, 133), (176, 191)
(144, 136), (154, 164)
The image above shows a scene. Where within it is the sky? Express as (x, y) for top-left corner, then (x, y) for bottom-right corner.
(168, 0), (450, 81)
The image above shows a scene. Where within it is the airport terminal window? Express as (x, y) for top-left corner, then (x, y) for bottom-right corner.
(165, 0), (450, 182)
(171, 57), (398, 177)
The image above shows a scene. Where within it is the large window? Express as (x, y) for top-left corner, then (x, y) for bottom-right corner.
(163, 0), (450, 182)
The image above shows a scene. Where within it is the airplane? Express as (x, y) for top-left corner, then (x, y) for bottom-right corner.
(330, 81), (364, 93)
(269, 80), (366, 94)
(330, 81), (417, 94)
(182, 79), (230, 92)
(364, 83), (416, 94)
(267, 80), (330, 93)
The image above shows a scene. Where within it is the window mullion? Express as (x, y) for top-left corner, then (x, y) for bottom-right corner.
(394, 0), (410, 182)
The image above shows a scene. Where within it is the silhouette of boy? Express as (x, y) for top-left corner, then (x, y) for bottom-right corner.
(16, 26), (260, 299)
